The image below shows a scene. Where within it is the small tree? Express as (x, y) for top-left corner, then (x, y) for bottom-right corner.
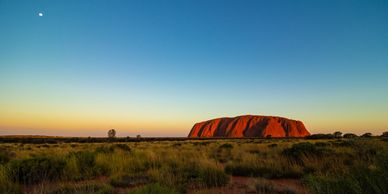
(382, 132), (388, 137)
(108, 129), (116, 138)
(361, 133), (372, 138)
(333, 131), (342, 138)
(136, 135), (141, 139)
(343, 133), (358, 138)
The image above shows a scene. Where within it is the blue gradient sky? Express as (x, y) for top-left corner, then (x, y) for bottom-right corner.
(1, 0), (388, 136)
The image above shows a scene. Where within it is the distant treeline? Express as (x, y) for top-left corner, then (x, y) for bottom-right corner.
(0, 137), (186, 144)
(0, 136), (303, 144)
(0, 133), (385, 144)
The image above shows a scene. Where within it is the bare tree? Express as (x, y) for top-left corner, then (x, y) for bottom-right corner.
(108, 129), (116, 138)
(361, 133), (372, 138)
(343, 133), (358, 138)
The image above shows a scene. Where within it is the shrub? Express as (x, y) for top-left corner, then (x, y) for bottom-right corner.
(214, 143), (234, 163)
(282, 142), (328, 160)
(199, 142), (210, 146)
(41, 144), (50, 148)
(63, 151), (99, 180)
(95, 146), (114, 154)
(268, 143), (278, 148)
(219, 143), (233, 149)
(70, 144), (78, 148)
(381, 132), (388, 137)
(248, 149), (261, 154)
(304, 175), (351, 194)
(111, 144), (131, 152)
(225, 162), (303, 179)
(128, 183), (179, 194)
(172, 143), (181, 147)
(355, 145), (377, 162)
(0, 152), (10, 165)
(361, 133), (372, 138)
(343, 133), (358, 138)
(0, 167), (21, 194)
(0, 181), (21, 194)
(306, 134), (335, 139)
(7, 156), (66, 184)
(314, 142), (329, 147)
(73, 151), (95, 165)
(63, 155), (81, 180)
(304, 166), (388, 194)
(333, 131), (342, 138)
(331, 140), (355, 147)
(198, 166), (229, 187)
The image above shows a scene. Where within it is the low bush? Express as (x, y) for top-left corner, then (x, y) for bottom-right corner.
(95, 146), (114, 154)
(219, 143), (233, 149)
(314, 142), (330, 147)
(7, 156), (66, 184)
(172, 143), (181, 147)
(248, 149), (261, 154)
(198, 166), (229, 187)
(304, 175), (350, 194)
(282, 142), (330, 161)
(192, 142), (211, 146)
(361, 133), (372, 138)
(225, 162), (303, 179)
(343, 133), (358, 138)
(0, 152), (10, 164)
(214, 148), (233, 163)
(0, 167), (21, 194)
(268, 143), (278, 148)
(304, 153), (388, 194)
(355, 145), (378, 162)
(0, 182), (21, 194)
(68, 151), (97, 178)
(331, 140), (355, 147)
(306, 134), (335, 139)
(63, 151), (101, 180)
(214, 143), (234, 163)
(111, 144), (131, 152)
(41, 144), (50, 148)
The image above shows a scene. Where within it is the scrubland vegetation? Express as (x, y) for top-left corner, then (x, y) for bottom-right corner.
(0, 137), (387, 194)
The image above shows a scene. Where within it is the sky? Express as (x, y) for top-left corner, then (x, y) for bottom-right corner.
(1, 0), (388, 137)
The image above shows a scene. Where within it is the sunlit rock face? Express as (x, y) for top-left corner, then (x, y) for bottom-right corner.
(188, 115), (310, 138)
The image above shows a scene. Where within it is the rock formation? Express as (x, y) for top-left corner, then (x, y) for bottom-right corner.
(188, 115), (310, 138)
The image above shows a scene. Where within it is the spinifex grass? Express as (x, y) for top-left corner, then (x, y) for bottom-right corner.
(0, 138), (386, 194)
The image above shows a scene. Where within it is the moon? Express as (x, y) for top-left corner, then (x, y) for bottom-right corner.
(38, 12), (43, 17)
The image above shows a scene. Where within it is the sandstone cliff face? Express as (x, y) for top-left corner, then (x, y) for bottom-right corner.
(188, 115), (310, 138)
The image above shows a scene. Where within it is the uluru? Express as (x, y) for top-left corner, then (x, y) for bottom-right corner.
(188, 115), (310, 138)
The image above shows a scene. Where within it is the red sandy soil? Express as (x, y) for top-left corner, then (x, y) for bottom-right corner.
(23, 176), (310, 194)
(189, 176), (310, 194)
